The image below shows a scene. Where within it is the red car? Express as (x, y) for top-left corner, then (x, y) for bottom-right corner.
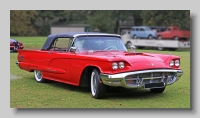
(157, 26), (190, 40)
(10, 38), (24, 52)
(16, 32), (183, 99)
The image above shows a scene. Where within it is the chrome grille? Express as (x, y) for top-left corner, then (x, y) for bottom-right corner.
(125, 72), (176, 86)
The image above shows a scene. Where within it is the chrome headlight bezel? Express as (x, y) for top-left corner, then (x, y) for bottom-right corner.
(169, 60), (174, 67)
(119, 62), (125, 69)
(112, 62), (118, 70)
(175, 60), (180, 66)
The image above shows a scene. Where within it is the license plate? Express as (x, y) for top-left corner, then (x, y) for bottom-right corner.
(144, 82), (164, 88)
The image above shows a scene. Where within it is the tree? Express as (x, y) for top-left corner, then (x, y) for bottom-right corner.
(113, 10), (142, 33)
(87, 10), (115, 33)
(10, 10), (38, 36)
(34, 10), (62, 35)
(141, 10), (190, 30)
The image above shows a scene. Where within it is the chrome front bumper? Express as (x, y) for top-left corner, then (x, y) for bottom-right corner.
(100, 69), (183, 89)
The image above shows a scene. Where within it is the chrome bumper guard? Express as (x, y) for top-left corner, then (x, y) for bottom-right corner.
(16, 62), (20, 68)
(100, 69), (183, 89)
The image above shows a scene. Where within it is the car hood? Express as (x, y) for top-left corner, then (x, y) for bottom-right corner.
(81, 51), (165, 64)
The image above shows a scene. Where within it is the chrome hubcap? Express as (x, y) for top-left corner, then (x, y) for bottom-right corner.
(92, 74), (97, 94)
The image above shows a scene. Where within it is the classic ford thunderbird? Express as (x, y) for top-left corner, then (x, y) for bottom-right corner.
(16, 32), (183, 99)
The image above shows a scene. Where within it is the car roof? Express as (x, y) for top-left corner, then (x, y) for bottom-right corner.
(131, 26), (150, 28)
(48, 32), (121, 38)
(42, 32), (121, 50)
(10, 38), (16, 42)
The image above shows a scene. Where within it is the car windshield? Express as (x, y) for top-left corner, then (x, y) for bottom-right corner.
(72, 36), (127, 52)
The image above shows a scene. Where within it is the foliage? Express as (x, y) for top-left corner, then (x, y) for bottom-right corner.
(10, 10), (190, 36)
(87, 10), (115, 33)
(10, 10), (38, 36)
(141, 10), (190, 30)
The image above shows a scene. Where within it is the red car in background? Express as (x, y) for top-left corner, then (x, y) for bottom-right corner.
(156, 26), (190, 40)
(10, 38), (24, 52)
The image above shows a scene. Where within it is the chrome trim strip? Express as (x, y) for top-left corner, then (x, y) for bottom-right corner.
(73, 34), (121, 38)
(100, 69), (183, 89)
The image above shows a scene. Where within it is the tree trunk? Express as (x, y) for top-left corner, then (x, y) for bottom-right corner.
(114, 20), (119, 34)
(133, 17), (143, 26)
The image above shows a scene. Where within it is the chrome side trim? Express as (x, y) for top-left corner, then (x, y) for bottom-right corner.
(74, 34), (121, 38)
(100, 69), (183, 89)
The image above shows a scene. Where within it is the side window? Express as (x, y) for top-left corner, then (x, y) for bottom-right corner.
(73, 38), (84, 48)
(50, 38), (72, 51)
(140, 28), (145, 31)
(167, 28), (171, 31)
(174, 28), (178, 30)
(131, 28), (135, 31)
(136, 28), (139, 31)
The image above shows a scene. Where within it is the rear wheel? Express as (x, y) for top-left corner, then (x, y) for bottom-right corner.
(150, 87), (165, 93)
(34, 70), (46, 83)
(91, 69), (106, 99)
(133, 35), (138, 39)
(148, 35), (153, 39)
(174, 36), (179, 40)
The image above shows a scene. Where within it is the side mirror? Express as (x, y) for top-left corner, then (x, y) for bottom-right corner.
(130, 45), (136, 52)
(69, 47), (77, 53)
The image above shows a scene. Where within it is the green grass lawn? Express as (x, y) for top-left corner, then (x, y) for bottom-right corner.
(10, 37), (190, 108)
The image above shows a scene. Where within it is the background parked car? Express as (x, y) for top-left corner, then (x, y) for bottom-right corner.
(130, 26), (157, 39)
(10, 38), (24, 53)
(156, 26), (190, 40)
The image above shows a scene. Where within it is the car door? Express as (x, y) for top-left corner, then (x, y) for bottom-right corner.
(45, 37), (74, 82)
(163, 27), (172, 38)
(172, 27), (179, 37)
(139, 28), (145, 38)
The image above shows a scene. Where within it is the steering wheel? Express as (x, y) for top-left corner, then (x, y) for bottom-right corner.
(52, 47), (62, 51)
(76, 47), (86, 52)
(104, 46), (117, 50)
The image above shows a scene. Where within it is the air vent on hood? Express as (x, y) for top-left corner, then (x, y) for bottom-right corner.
(125, 52), (143, 56)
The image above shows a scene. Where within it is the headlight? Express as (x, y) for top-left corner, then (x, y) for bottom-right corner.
(119, 62), (125, 69)
(175, 60), (180, 66)
(169, 60), (174, 66)
(112, 62), (118, 70)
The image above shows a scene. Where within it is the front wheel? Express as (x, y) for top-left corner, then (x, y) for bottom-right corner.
(91, 69), (106, 99)
(150, 87), (165, 93)
(34, 70), (46, 83)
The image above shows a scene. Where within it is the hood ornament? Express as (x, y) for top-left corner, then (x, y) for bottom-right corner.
(130, 45), (136, 52)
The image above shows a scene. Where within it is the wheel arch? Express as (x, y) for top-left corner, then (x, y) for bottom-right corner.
(126, 41), (132, 49)
(79, 65), (101, 87)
